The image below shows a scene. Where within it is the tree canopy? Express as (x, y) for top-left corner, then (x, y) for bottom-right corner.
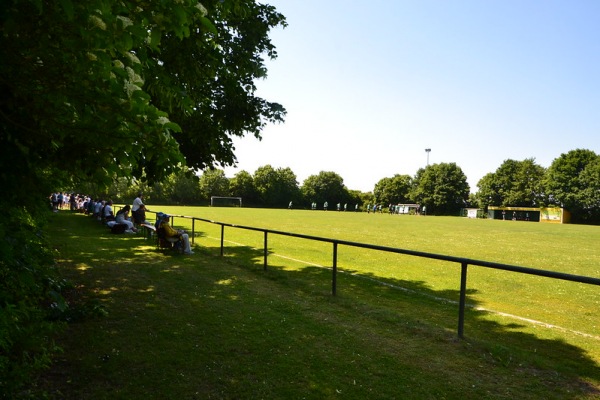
(476, 158), (546, 208)
(301, 171), (350, 206)
(253, 165), (300, 207)
(373, 174), (412, 206)
(0, 0), (287, 202)
(544, 149), (600, 222)
(229, 170), (259, 205)
(412, 163), (470, 215)
(199, 169), (230, 200)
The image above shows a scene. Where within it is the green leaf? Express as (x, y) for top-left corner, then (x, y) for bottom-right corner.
(199, 16), (218, 35)
(164, 122), (182, 133)
(117, 32), (134, 52)
(149, 29), (162, 50)
(58, 0), (74, 21)
(173, 4), (188, 25)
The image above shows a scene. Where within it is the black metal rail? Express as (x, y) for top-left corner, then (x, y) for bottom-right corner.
(151, 210), (600, 338)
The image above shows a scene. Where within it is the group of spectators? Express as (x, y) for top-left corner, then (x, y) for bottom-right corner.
(50, 192), (141, 234)
(91, 194), (153, 234)
(50, 192), (89, 212)
(85, 198), (137, 233)
(50, 191), (193, 254)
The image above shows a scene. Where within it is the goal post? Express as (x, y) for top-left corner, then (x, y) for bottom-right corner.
(210, 196), (242, 207)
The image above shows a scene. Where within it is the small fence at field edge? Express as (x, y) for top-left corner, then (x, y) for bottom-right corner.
(136, 209), (600, 339)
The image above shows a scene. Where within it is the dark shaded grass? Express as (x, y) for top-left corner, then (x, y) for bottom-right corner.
(38, 212), (600, 399)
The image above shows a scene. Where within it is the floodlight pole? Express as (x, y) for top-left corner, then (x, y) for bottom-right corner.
(425, 148), (431, 165)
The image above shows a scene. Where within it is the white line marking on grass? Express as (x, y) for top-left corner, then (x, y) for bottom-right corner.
(204, 236), (600, 341)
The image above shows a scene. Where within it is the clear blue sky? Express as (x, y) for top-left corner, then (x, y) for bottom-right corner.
(224, 0), (600, 193)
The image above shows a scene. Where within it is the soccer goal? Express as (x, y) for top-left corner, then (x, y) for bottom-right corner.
(210, 196), (242, 207)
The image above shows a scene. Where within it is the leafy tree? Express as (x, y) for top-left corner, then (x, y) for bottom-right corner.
(373, 174), (413, 206)
(98, 177), (137, 204)
(347, 189), (366, 210)
(301, 171), (350, 207)
(229, 170), (259, 205)
(123, 181), (152, 205)
(1, 0), (286, 200)
(544, 149), (600, 222)
(358, 191), (376, 209)
(274, 167), (301, 207)
(253, 165), (300, 207)
(149, 180), (171, 205)
(467, 193), (479, 208)
(476, 159), (545, 208)
(474, 173), (500, 208)
(411, 163), (470, 215)
(578, 157), (600, 222)
(199, 169), (230, 202)
(148, 2), (287, 174)
(167, 172), (202, 205)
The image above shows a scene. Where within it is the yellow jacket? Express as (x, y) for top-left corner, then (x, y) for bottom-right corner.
(159, 221), (179, 238)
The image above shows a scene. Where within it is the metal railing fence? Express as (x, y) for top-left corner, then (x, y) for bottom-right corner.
(123, 208), (600, 339)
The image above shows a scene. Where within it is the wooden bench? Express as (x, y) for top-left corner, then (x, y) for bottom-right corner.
(139, 223), (156, 240)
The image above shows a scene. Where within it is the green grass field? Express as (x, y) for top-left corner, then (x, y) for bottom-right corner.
(41, 207), (600, 399)
(159, 206), (600, 350)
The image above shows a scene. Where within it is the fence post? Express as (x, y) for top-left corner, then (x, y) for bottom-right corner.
(458, 262), (468, 339)
(192, 218), (195, 245)
(332, 242), (338, 296)
(264, 231), (268, 271)
(220, 224), (225, 257)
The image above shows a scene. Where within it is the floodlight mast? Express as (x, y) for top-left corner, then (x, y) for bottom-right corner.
(425, 148), (431, 165)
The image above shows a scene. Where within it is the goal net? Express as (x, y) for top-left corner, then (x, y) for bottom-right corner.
(210, 196), (242, 207)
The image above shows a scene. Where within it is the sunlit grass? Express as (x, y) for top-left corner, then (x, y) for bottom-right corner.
(40, 209), (600, 399)
(155, 206), (600, 348)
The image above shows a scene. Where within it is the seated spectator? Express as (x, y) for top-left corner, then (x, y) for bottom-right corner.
(87, 198), (95, 215)
(157, 214), (194, 255)
(103, 200), (115, 223)
(115, 205), (138, 233)
(94, 200), (103, 220)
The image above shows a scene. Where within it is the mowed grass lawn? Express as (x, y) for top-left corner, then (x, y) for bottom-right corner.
(163, 206), (599, 346)
(42, 207), (600, 399)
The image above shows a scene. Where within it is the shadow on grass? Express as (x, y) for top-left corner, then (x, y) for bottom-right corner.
(203, 240), (600, 397)
(45, 212), (600, 399)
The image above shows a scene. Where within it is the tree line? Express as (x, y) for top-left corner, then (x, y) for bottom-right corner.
(83, 148), (599, 223)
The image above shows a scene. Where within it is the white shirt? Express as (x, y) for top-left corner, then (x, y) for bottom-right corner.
(132, 197), (144, 212)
